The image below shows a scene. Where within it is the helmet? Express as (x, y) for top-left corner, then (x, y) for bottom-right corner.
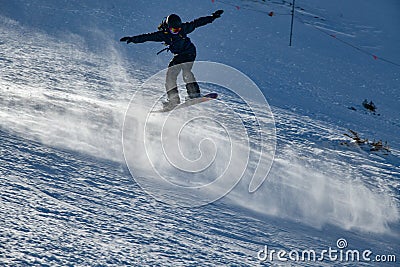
(166, 14), (182, 28)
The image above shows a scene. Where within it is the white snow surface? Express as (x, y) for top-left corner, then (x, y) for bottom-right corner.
(0, 0), (399, 266)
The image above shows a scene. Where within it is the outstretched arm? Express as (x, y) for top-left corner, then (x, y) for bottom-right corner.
(120, 31), (165, 44)
(184, 10), (224, 34)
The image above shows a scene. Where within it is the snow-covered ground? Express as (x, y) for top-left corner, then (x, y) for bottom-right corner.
(1, 0), (399, 266)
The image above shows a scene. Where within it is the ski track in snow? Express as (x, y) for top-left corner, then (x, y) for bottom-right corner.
(1, 0), (399, 266)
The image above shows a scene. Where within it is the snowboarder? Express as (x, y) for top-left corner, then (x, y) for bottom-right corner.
(120, 10), (224, 109)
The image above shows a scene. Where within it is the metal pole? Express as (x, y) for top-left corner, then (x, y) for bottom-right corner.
(289, 0), (295, 46)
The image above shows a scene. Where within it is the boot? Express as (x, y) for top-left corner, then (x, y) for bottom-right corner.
(186, 82), (201, 99)
(162, 98), (180, 110)
(162, 89), (181, 110)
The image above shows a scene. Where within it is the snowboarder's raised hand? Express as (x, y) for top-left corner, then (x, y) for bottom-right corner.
(212, 10), (224, 19)
(120, 36), (137, 44)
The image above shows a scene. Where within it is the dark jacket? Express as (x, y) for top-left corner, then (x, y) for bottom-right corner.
(130, 15), (215, 55)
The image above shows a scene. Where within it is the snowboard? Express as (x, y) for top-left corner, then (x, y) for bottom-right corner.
(151, 93), (218, 113)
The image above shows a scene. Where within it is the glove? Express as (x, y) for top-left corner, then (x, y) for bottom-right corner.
(212, 10), (224, 18)
(120, 36), (136, 44)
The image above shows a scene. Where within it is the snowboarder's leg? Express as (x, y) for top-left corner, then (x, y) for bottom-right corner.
(164, 58), (182, 107)
(181, 54), (201, 99)
(183, 64), (201, 98)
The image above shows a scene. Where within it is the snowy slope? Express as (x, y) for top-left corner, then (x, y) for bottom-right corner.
(1, 0), (399, 266)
